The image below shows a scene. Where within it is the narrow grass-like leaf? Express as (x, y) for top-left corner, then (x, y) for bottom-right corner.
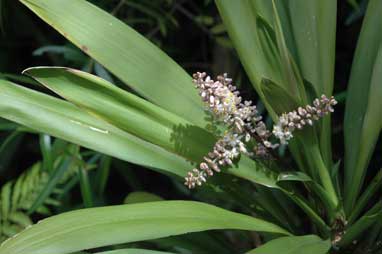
(0, 201), (290, 254)
(78, 167), (94, 208)
(215, 0), (282, 115)
(344, 0), (382, 213)
(280, 0), (337, 167)
(246, 235), (330, 254)
(279, 0), (337, 97)
(28, 157), (74, 214)
(271, 0), (305, 101)
(39, 134), (53, 172)
(20, 0), (207, 127)
(95, 156), (111, 196)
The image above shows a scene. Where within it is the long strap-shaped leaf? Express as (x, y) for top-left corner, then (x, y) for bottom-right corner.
(246, 235), (330, 254)
(344, 0), (382, 214)
(23, 67), (213, 162)
(0, 78), (279, 188)
(19, 0), (207, 127)
(0, 201), (290, 254)
(22, 67), (281, 188)
(0, 79), (193, 176)
(277, 0), (337, 167)
(215, 0), (283, 110)
(217, 0), (338, 207)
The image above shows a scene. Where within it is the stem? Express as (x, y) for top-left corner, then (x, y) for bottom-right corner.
(311, 144), (339, 208)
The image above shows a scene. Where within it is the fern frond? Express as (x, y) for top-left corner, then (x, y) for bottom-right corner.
(0, 156), (79, 242)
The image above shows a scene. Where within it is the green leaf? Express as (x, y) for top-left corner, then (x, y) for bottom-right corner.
(279, 171), (337, 222)
(348, 169), (382, 224)
(0, 201), (291, 254)
(246, 235), (330, 254)
(277, 172), (313, 182)
(20, 0), (207, 127)
(28, 156), (74, 214)
(275, 172), (331, 236)
(124, 192), (163, 204)
(271, 0), (305, 102)
(1, 182), (12, 221)
(215, 0), (283, 114)
(8, 212), (32, 228)
(39, 134), (53, 172)
(260, 78), (299, 116)
(0, 79), (194, 177)
(22, 67), (281, 188)
(0, 78), (280, 192)
(216, 0), (336, 198)
(33, 45), (87, 66)
(78, 167), (94, 208)
(217, 0), (337, 175)
(278, 0), (337, 97)
(260, 78), (312, 177)
(279, 0), (337, 168)
(95, 155), (111, 196)
(269, 2), (337, 194)
(344, 0), (382, 214)
(260, 78), (337, 208)
(23, 67), (215, 163)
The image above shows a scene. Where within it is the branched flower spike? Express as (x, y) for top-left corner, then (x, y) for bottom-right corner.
(272, 95), (338, 144)
(184, 72), (337, 189)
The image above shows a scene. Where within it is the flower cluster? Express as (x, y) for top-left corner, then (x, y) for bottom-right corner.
(185, 72), (276, 189)
(185, 133), (248, 188)
(272, 95), (337, 144)
(184, 72), (337, 189)
(192, 72), (274, 147)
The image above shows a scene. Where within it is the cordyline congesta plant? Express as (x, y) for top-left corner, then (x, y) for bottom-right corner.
(0, 1), (381, 254)
(185, 72), (337, 188)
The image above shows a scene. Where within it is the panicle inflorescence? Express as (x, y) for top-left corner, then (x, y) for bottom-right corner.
(272, 95), (337, 144)
(184, 72), (337, 189)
